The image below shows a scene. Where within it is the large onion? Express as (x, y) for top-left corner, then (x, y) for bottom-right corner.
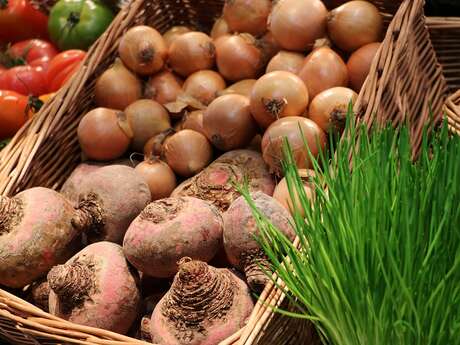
(219, 79), (256, 97)
(268, 0), (328, 52)
(298, 46), (348, 99)
(203, 94), (257, 151)
(162, 129), (213, 177)
(273, 169), (316, 216)
(211, 18), (231, 40)
(118, 26), (167, 75)
(181, 110), (205, 136)
(168, 32), (215, 77)
(183, 70), (226, 105)
(95, 58), (142, 110)
(135, 158), (177, 200)
(261, 116), (326, 175)
(308, 87), (358, 133)
(144, 70), (184, 105)
(327, 1), (383, 52)
(266, 51), (305, 74)
(347, 42), (381, 92)
(78, 108), (132, 161)
(250, 71), (309, 129)
(125, 99), (171, 152)
(215, 34), (263, 82)
(163, 26), (191, 48)
(223, 0), (271, 37)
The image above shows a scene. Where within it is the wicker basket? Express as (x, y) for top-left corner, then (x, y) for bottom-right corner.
(0, 0), (453, 344)
(443, 90), (460, 135)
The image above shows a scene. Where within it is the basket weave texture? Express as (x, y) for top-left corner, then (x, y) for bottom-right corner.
(0, 0), (455, 344)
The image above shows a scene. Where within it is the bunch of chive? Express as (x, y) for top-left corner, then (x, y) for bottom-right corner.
(241, 117), (460, 345)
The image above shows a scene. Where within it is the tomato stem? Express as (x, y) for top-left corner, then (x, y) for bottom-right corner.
(0, 0), (8, 10)
(67, 11), (81, 28)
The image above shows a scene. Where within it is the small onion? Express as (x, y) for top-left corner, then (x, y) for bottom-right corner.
(261, 116), (326, 175)
(135, 158), (177, 200)
(181, 110), (205, 136)
(308, 87), (358, 134)
(95, 58), (142, 110)
(203, 94), (257, 151)
(347, 42), (381, 92)
(327, 1), (383, 52)
(223, 0), (272, 37)
(219, 79), (256, 97)
(163, 26), (191, 48)
(258, 31), (281, 62)
(211, 18), (231, 40)
(215, 34), (263, 82)
(125, 99), (171, 152)
(183, 70), (226, 105)
(266, 51), (305, 74)
(143, 137), (156, 157)
(250, 71), (309, 129)
(163, 129), (213, 177)
(269, 0), (328, 52)
(118, 25), (167, 75)
(78, 108), (132, 161)
(298, 47), (348, 99)
(144, 70), (184, 105)
(273, 169), (316, 216)
(168, 32), (215, 77)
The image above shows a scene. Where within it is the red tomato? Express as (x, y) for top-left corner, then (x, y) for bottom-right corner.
(9, 39), (58, 65)
(29, 56), (51, 71)
(0, 90), (31, 139)
(47, 50), (86, 92)
(0, 64), (5, 74)
(0, 0), (49, 44)
(0, 65), (47, 96)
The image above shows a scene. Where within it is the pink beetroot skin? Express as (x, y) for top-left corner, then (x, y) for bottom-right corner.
(150, 258), (254, 345)
(123, 197), (223, 278)
(0, 187), (84, 288)
(223, 192), (295, 291)
(172, 149), (275, 212)
(47, 241), (141, 334)
(62, 165), (151, 244)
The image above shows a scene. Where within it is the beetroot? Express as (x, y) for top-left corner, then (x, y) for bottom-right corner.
(171, 149), (275, 211)
(123, 197), (223, 278)
(150, 258), (254, 345)
(62, 165), (151, 244)
(223, 192), (295, 291)
(47, 241), (140, 334)
(0, 187), (84, 288)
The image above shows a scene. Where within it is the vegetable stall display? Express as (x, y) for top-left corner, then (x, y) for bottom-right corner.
(0, 0), (453, 344)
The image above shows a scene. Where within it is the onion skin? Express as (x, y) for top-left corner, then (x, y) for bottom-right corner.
(215, 34), (263, 82)
(135, 159), (177, 200)
(308, 87), (358, 133)
(181, 110), (205, 136)
(163, 129), (213, 177)
(125, 100), (171, 152)
(144, 71), (183, 105)
(250, 71), (309, 129)
(183, 70), (226, 105)
(258, 31), (281, 62)
(261, 116), (326, 176)
(347, 42), (381, 92)
(327, 1), (383, 52)
(118, 26), (168, 76)
(168, 32), (215, 77)
(219, 79), (256, 98)
(273, 169), (316, 216)
(203, 94), (257, 151)
(78, 108), (132, 161)
(269, 0), (328, 52)
(266, 51), (305, 74)
(211, 17), (231, 40)
(163, 26), (191, 48)
(223, 0), (272, 37)
(95, 59), (142, 110)
(298, 47), (349, 99)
